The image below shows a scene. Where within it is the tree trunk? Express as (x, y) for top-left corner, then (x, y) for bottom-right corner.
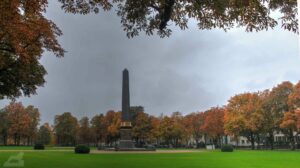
(289, 129), (295, 150)
(250, 132), (255, 150)
(3, 134), (7, 146)
(14, 134), (17, 145)
(195, 139), (199, 148)
(225, 135), (228, 145)
(269, 132), (274, 150)
(256, 134), (260, 150)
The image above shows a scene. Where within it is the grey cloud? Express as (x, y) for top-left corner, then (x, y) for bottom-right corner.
(0, 1), (298, 124)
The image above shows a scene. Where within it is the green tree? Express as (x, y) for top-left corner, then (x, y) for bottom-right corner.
(78, 117), (92, 145)
(59, 0), (298, 37)
(54, 112), (78, 146)
(91, 114), (107, 146)
(262, 81), (293, 149)
(37, 123), (52, 145)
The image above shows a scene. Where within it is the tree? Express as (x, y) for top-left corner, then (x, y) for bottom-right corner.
(0, 0), (65, 99)
(105, 110), (121, 145)
(37, 123), (52, 145)
(59, 0), (298, 37)
(132, 111), (152, 146)
(202, 107), (225, 147)
(6, 102), (31, 145)
(0, 109), (9, 145)
(130, 106), (145, 126)
(280, 111), (297, 150)
(260, 89), (276, 149)
(149, 115), (161, 144)
(279, 81), (300, 150)
(78, 117), (92, 145)
(159, 112), (186, 147)
(54, 112), (78, 146)
(91, 114), (107, 146)
(183, 112), (205, 147)
(261, 82), (293, 149)
(288, 81), (300, 110)
(24, 105), (40, 145)
(225, 92), (264, 150)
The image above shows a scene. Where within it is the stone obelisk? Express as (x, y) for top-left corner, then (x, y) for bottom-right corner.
(118, 69), (134, 149)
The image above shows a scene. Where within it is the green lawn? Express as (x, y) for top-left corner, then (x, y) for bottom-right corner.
(0, 149), (299, 168)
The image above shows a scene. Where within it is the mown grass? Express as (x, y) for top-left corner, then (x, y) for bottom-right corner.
(0, 148), (298, 168)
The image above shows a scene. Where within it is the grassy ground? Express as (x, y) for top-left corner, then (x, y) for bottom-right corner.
(0, 148), (298, 168)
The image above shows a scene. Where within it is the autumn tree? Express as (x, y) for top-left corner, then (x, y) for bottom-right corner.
(37, 123), (52, 145)
(225, 92), (264, 150)
(279, 81), (300, 150)
(0, 0), (65, 99)
(59, 0), (298, 37)
(183, 112), (205, 147)
(159, 112), (186, 147)
(6, 102), (31, 145)
(202, 107), (225, 147)
(105, 110), (121, 145)
(24, 105), (40, 145)
(54, 112), (78, 146)
(149, 115), (161, 144)
(132, 111), (152, 146)
(288, 81), (300, 110)
(0, 109), (9, 145)
(91, 114), (107, 146)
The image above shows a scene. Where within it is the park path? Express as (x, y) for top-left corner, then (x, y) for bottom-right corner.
(91, 149), (205, 154)
(0, 149), (205, 154)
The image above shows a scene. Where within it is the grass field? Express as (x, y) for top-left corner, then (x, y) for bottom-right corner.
(0, 147), (299, 168)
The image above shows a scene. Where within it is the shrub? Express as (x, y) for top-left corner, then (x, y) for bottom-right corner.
(221, 144), (234, 152)
(75, 145), (90, 154)
(145, 145), (156, 151)
(34, 144), (45, 150)
(197, 142), (206, 148)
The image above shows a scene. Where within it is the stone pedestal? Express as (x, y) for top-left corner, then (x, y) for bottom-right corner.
(119, 127), (134, 149)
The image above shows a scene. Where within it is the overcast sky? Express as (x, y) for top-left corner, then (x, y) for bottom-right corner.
(0, 1), (299, 124)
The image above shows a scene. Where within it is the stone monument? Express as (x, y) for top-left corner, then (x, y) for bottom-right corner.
(118, 69), (135, 150)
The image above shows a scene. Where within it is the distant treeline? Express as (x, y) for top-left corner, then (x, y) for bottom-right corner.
(0, 81), (300, 150)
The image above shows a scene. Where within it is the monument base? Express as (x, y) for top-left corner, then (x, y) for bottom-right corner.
(119, 127), (134, 149)
(102, 147), (156, 152)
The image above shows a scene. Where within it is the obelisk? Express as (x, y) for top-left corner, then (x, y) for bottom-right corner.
(118, 69), (134, 149)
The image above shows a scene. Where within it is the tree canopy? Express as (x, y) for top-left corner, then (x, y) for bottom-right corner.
(58, 0), (298, 37)
(0, 0), (65, 99)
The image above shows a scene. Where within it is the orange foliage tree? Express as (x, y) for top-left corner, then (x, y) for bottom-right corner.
(183, 112), (205, 147)
(202, 107), (225, 147)
(105, 110), (121, 145)
(0, 0), (65, 99)
(280, 81), (300, 150)
(225, 92), (264, 150)
(6, 102), (31, 145)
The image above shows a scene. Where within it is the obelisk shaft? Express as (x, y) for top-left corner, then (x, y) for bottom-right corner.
(122, 69), (130, 122)
(119, 69), (134, 149)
